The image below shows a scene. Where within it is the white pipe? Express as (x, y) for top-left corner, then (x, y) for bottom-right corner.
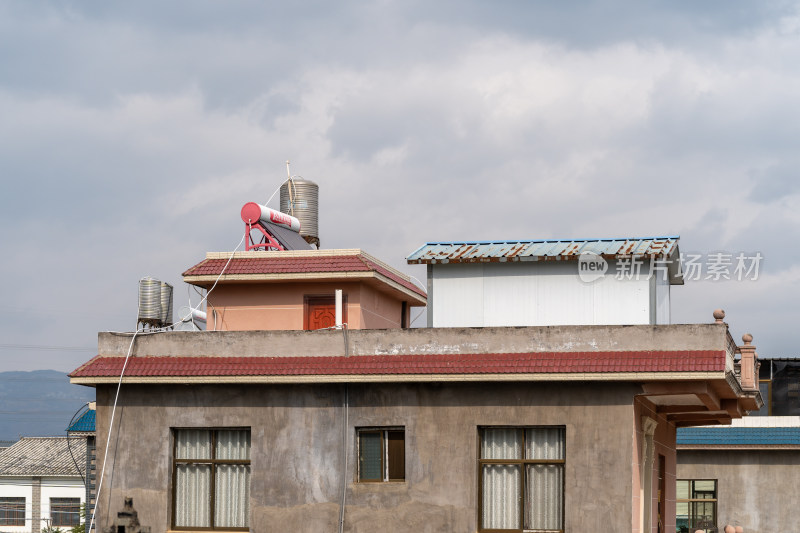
(335, 290), (343, 327)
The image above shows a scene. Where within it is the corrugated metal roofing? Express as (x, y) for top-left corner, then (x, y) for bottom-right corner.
(677, 427), (800, 446)
(67, 409), (95, 433)
(407, 236), (680, 264)
(70, 350), (726, 379)
(0, 437), (86, 476)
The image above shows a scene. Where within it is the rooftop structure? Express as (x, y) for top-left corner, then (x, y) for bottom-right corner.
(182, 249), (426, 331)
(409, 236), (683, 328)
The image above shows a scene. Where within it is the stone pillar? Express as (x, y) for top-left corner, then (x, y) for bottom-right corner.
(31, 476), (41, 533)
(739, 334), (758, 391)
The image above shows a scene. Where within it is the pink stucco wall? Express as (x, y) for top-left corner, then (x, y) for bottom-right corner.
(205, 281), (410, 331)
(632, 397), (677, 533)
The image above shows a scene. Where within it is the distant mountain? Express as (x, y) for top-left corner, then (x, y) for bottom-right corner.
(0, 370), (95, 441)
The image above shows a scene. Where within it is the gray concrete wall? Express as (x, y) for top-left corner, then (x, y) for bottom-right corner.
(97, 323), (731, 358)
(677, 449), (800, 533)
(95, 381), (639, 532)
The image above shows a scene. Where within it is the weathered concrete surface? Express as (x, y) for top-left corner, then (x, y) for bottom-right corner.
(97, 323), (731, 358)
(678, 449), (800, 533)
(95, 381), (638, 532)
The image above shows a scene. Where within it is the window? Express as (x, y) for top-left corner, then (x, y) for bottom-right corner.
(0, 497), (25, 526)
(172, 428), (250, 530)
(357, 428), (405, 482)
(50, 497), (80, 527)
(676, 479), (717, 533)
(479, 427), (565, 532)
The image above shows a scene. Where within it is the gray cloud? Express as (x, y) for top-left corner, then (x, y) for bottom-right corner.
(2, 0), (800, 372)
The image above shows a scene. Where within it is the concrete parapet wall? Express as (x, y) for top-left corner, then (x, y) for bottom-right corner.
(97, 323), (730, 358)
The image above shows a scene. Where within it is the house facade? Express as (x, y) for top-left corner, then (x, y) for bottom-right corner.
(0, 437), (86, 533)
(69, 238), (761, 532)
(71, 323), (759, 533)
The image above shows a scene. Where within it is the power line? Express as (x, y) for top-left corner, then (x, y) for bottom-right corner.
(0, 343), (95, 352)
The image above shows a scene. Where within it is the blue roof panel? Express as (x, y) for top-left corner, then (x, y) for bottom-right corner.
(67, 409), (95, 433)
(677, 426), (800, 446)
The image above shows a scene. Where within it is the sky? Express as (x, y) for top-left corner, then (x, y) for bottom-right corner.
(1, 0), (800, 373)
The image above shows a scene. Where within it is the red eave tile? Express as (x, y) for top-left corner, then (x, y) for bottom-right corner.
(181, 253), (427, 298)
(70, 350), (727, 378)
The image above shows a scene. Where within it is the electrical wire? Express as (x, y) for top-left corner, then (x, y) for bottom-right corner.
(65, 402), (90, 486)
(338, 383), (348, 533)
(91, 231), (249, 531)
(410, 308), (426, 327)
(89, 329), (139, 533)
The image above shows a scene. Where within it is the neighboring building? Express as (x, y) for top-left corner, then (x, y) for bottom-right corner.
(677, 358), (800, 533)
(407, 237), (682, 327)
(69, 238), (761, 533)
(0, 437), (86, 533)
(67, 404), (96, 530)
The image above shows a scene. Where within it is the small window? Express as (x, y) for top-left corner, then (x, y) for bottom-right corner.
(676, 479), (717, 533)
(0, 497), (25, 526)
(358, 428), (405, 482)
(172, 428), (250, 530)
(50, 497), (81, 527)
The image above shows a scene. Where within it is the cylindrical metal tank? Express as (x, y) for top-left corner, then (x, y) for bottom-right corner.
(280, 177), (319, 247)
(138, 277), (163, 325)
(160, 281), (173, 326)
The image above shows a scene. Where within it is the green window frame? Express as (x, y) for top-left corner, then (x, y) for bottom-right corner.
(357, 428), (405, 482)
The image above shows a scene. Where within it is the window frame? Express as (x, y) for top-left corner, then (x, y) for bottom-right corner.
(676, 479), (717, 533)
(171, 427), (251, 531)
(356, 427), (405, 483)
(50, 497), (81, 527)
(477, 426), (566, 533)
(0, 497), (25, 526)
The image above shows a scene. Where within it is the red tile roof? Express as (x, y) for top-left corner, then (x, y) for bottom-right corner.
(182, 253), (426, 298)
(71, 350), (726, 379)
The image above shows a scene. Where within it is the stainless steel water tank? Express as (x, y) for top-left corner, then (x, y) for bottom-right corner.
(280, 177), (319, 247)
(138, 277), (162, 325)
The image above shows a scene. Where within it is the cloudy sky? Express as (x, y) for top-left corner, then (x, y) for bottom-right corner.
(1, 0), (799, 373)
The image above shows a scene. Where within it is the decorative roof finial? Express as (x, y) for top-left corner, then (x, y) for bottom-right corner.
(713, 309), (725, 323)
(742, 333), (753, 345)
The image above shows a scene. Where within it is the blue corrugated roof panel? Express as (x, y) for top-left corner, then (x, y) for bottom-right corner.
(406, 236), (680, 264)
(67, 409), (95, 433)
(677, 426), (800, 446)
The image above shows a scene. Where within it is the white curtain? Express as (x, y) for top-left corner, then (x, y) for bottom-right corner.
(175, 464), (211, 527)
(175, 429), (250, 528)
(524, 428), (564, 531)
(482, 464), (521, 529)
(525, 464), (563, 530)
(176, 429), (211, 459)
(525, 428), (564, 460)
(215, 430), (251, 528)
(482, 429), (522, 529)
(482, 428), (522, 459)
(481, 428), (564, 531)
(215, 465), (250, 528)
(216, 430), (250, 460)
